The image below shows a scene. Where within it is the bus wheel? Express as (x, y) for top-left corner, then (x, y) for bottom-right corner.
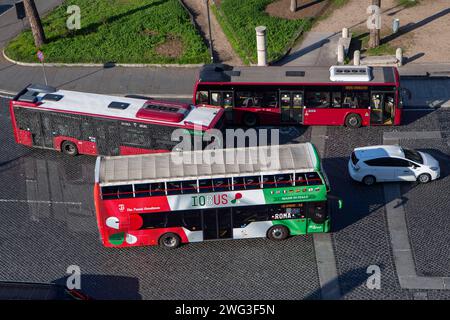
(61, 141), (79, 156)
(267, 225), (289, 241)
(362, 175), (376, 186)
(243, 113), (258, 127)
(159, 233), (181, 249)
(345, 114), (362, 128)
(311, 211), (327, 224)
(417, 173), (431, 184)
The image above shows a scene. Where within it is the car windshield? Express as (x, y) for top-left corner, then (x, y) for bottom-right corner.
(351, 152), (359, 165)
(402, 148), (423, 164)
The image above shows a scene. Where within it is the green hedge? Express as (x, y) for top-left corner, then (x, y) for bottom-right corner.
(5, 0), (210, 64)
(213, 0), (312, 65)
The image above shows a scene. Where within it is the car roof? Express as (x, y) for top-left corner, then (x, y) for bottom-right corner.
(354, 145), (405, 160)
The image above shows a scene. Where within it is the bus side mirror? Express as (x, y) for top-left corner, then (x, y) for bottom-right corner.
(338, 199), (343, 210)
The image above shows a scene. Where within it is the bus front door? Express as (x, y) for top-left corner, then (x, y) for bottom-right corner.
(202, 209), (233, 240)
(280, 91), (303, 124)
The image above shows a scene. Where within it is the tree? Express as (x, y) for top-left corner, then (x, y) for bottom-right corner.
(23, 0), (46, 48)
(368, 0), (381, 49)
(290, 0), (297, 13)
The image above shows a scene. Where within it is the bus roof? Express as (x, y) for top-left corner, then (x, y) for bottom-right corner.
(12, 84), (222, 130)
(96, 143), (321, 186)
(198, 64), (398, 85)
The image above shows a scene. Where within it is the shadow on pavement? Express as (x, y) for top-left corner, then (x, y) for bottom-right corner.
(304, 266), (374, 300)
(53, 274), (142, 300)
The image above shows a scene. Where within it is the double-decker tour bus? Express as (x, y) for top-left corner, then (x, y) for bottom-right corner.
(193, 64), (402, 128)
(94, 143), (339, 249)
(10, 84), (224, 156)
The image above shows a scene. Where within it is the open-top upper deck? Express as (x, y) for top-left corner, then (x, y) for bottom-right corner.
(198, 64), (399, 86)
(11, 84), (223, 130)
(96, 143), (321, 186)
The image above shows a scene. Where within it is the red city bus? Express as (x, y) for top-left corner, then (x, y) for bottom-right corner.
(193, 64), (402, 128)
(10, 84), (224, 156)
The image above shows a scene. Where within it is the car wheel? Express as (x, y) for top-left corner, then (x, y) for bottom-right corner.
(243, 113), (258, 127)
(267, 225), (289, 241)
(158, 233), (181, 249)
(61, 141), (79, 156)
(417, 173), (431, 184)
(362, 175), (376, 186)
(345, 114), (362, 128)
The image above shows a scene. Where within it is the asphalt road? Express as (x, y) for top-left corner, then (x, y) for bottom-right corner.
(1, 96), (449, 299)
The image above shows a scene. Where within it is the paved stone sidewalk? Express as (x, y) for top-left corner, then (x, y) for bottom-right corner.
(274, 32), (338, 66)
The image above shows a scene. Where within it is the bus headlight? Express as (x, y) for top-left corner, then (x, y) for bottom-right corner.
(430, 167), (439, 171)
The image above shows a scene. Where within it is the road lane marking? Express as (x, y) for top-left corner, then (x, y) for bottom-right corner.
(383, 135), (450, 290)
(310, 126), (341, 300)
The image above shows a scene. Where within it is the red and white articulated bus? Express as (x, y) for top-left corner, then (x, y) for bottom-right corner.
(10, 84), (224, 156)
(193, 64), (403, 128)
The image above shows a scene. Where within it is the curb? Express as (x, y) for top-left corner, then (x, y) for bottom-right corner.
(2, 49), (204, 68)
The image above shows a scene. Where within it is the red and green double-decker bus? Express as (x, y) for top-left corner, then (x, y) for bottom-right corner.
(94, 143), (337, 249)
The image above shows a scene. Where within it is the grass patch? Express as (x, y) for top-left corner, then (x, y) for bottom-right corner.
(212, 0), (312, 65)
(397, 0), (420, 7)
(354, 31), (398, 56)
(5, 0), (210, 64)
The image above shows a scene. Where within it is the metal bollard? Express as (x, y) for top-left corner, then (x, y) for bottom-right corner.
(255, 26), (267, 66)
(392, 19), (400, 34)
(337, 44), (344, 64)
(396, 48), (403, 67)
(342, 28), (349, 39)
(354, 50), (361, 66)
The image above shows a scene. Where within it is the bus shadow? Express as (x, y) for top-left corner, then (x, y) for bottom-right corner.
(52, 274), (142, 300)
(399, 108), (435, 126)
(222, 125), (311, 147)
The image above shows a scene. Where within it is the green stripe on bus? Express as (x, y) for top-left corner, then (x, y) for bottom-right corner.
(262, 186), (327, 204)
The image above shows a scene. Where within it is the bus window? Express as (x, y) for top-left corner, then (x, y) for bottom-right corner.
(305, 89), (330, 108)
(262, 175), (275, 188)
(199, 179), (214, 193)
(167, 181), (183, 195)
(233, 177), (245, 191)
(211, 92), (221, 106)
(196, 91), (209, 104)
(150, 182), (165, 196)
(213, 178), (231, 192)
(306, 172), (323, 186)
(223, 92), (233, 107)
(182, 210), (201, 231)
(263, 92), (278, 108)
(295, 173), (308, 186)
(233, 206), (268, 228)
(166, 212), (183, 228)
(118, 185), (133, 198)
(140, 212), (167, 229)
(332, 92), (342, 108)
(134, 183), (150, 197)
(101, 186), (119, 200)
(275, 174), (293, 187)
(182, 180), (198, 194)
(244, 176), (261, 190)
(236, 91), (263, 108)
(342, 90), (370, 108)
